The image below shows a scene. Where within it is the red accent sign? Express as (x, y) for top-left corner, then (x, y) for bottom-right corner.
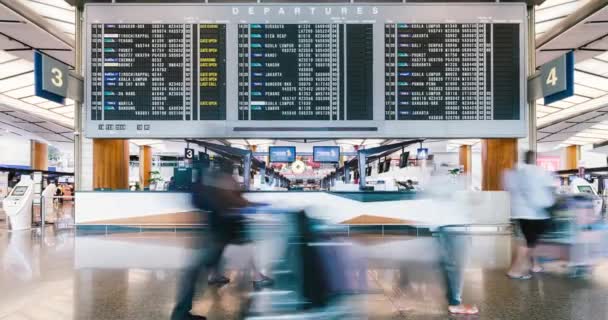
(537, 156), (560, 172)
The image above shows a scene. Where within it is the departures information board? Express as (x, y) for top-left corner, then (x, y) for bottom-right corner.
(238, 24), (373, 121)
(86, 4), (527, 138)
(90, 23), (226, 128)
(91, 24), (192, 122)
(384, 23), (519, 121)
(199, 24), (227, 121)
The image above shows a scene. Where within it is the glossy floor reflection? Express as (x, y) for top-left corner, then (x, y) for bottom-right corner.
(1, 227), (608, 320)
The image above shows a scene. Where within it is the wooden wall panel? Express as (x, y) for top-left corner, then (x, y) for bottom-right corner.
(564, 145), (580, 170)
(30, 140), (48, 171)
(93, 139), (129, 190)
(482, 139), (517, 191)
(459, 145), (472, 173)
(139, 145), (152, 189)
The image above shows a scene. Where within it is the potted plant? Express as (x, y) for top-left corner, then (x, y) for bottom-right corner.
(148, 170), (163, 191)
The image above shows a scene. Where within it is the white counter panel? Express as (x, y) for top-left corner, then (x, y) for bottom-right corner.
(75, 191), (510, 225)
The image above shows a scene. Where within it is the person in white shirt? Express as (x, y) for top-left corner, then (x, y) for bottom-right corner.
(504, 151), (556, 279)
(42, 182), (57, 222)
(423, 173), (478, 315)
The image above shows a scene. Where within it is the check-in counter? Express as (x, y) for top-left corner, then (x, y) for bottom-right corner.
(75, 190), (510, 226)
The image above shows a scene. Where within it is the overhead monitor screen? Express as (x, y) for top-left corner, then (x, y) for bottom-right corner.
(313, 146), (341, 163)
(85, 4), (526, 138)
(269, 146), (296, 163)
(399, 151), (410, 168)
(383, 158), (391, 172)
(10, 186), (28, 197)
(416, 148), (429, 160)
(577, 185), (594, 194)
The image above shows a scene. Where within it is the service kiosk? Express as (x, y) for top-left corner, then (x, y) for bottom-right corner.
(1, 176), (34, 230)
(570, 177), (604, 216)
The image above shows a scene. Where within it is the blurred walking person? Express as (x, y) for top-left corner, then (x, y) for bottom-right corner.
(504, 150), (556, 279)
(171, 162), (252, 320)
(425, 173), (479, 315)
(55, 184), (64, 205)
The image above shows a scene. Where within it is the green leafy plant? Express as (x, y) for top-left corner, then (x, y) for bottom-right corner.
(48, 145), (61, 162)
(148, 170), (163, 184)
(449, 168), (461, 176)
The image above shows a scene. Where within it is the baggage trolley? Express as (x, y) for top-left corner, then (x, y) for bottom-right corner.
(244, 210), (365, 319)
(535, 194), (608, 277)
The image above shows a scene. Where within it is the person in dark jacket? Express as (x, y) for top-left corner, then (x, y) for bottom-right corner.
(171, 162), (252, 320)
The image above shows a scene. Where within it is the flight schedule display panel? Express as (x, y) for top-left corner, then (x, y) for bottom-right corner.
(238, 24), (373, 121)
(199, 24), (227, 121)
(85, 4), (527, 139)
(94, 24), (190, 121)
(384, 23), (519, 121)
(89, 23), (226, 132)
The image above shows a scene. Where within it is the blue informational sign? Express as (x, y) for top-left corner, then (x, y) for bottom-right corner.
(34, 51), (67, 104)
(544, 51), (574, 105)
(269, 146), (296, 163)
(416, 148), (429, 160)
(313, 146), (340, 163)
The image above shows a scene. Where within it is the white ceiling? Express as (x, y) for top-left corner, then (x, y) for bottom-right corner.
(0, 0), (75, 144)
(535, 0), (608, 147)
(21, 0), (75, 41)
(535, 0), (608, 66)
(535, 0), (592, 38)
(0, 103), (73, 144)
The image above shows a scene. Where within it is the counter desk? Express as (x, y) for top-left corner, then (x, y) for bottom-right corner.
(75, 190), (510, 227)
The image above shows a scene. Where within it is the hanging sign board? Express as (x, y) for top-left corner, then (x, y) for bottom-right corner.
(542, 51), (574, 105)
(184, 148), (195, 160)
(34, 51), (69, 104)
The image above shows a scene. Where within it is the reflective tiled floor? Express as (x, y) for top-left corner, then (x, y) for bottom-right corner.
(1, 226), (608, 320)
